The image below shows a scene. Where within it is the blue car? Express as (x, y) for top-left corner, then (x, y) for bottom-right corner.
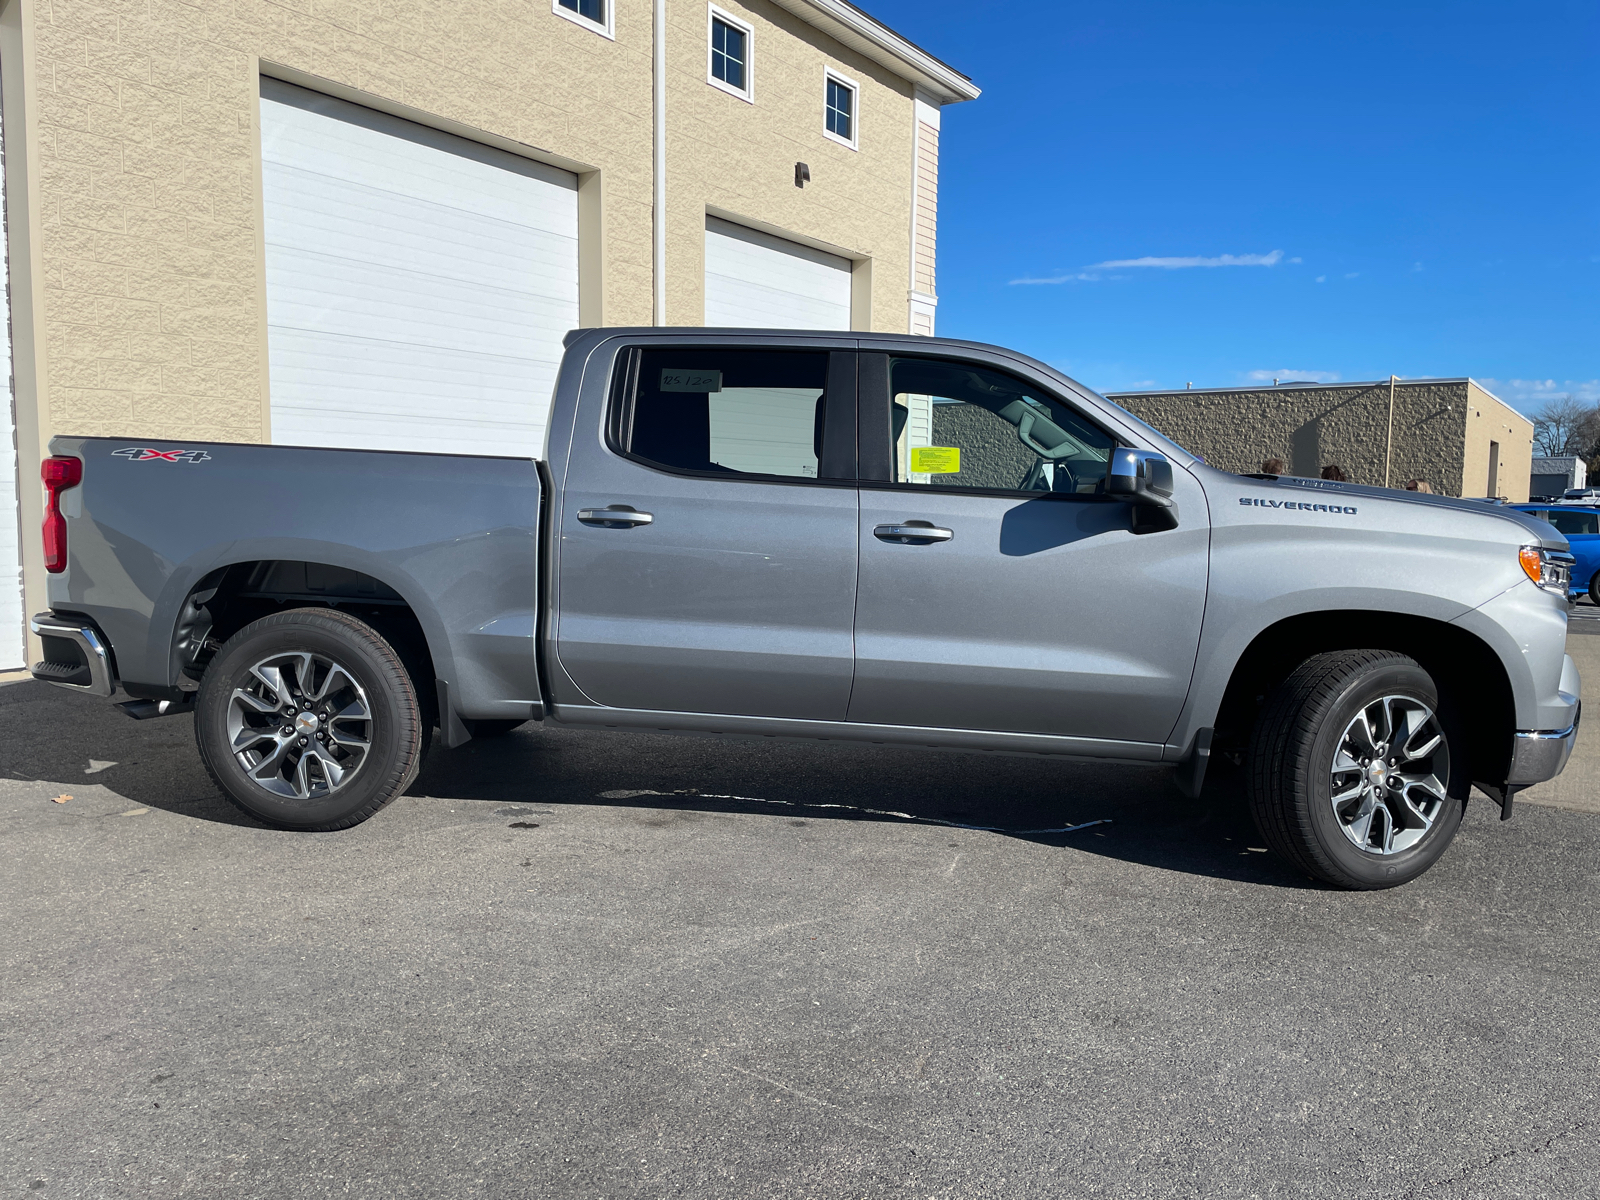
(1510, 504), (1600, 602)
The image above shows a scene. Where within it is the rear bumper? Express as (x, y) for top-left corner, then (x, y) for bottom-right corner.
(29, 612), (116, 698)
(1507, 702), (1580, 786)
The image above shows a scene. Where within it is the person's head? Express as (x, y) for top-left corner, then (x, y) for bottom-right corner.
(1320, 464), (1347, 482)
(1261, 457), (1287, 475)
(1412, 479), (1432, 493)
(1404, 479), (1419, 491)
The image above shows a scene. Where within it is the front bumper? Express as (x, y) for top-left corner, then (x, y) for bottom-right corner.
(29, 612), (116, 697)
(1507, 702), (1581, 786)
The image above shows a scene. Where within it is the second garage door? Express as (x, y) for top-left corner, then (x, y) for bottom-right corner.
(704, 217), (853, 331)
(260, 80), (580, 459)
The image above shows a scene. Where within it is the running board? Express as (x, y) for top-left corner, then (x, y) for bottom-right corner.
(118, 694), (197, 720)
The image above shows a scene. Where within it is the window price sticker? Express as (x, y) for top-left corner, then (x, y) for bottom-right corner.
(659, 369), (722, 393)
(910, 446), (961, 474)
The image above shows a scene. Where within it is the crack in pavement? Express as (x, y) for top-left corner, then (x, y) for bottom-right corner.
(1406, 1119), (1596, 1196)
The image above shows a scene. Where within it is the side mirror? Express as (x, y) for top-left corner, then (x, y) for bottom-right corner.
(1106, 448), (1178, 534)
(1106, 448), (1174, 506)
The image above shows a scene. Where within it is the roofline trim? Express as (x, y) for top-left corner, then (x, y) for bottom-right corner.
(767, 0), (980, 103)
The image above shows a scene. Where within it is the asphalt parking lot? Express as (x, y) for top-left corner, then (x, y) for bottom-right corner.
(3, 635), (1599, 1199)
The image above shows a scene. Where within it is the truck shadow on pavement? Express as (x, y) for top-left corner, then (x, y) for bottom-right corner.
(1, 679), (1313, 887)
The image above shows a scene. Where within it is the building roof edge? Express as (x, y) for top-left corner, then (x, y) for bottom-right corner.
(1106, 378), (1474, 398)
(768, 0), (981, 103)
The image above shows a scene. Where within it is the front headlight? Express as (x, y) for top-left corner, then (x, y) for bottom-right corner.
(1520, 546), (1574, 594)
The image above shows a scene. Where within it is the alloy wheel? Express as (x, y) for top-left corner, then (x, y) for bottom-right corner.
(1329, 694), (1450, 855)
(226, 650), (372, 800)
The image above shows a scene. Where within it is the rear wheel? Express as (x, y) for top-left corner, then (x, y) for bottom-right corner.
(1589, 571), (1600, 605)
(1247, 649), (1465, 889)
(195, 608), (424, 830)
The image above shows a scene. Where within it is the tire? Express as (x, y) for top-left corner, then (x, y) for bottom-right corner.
(461, 719), (527, 738)
(195, 607), (424, 830)
(1589, 571), (1600, 606)
(1246, 649), (1466, 890)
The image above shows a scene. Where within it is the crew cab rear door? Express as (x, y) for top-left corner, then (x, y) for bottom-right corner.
(847, 351), (1209, 745)
(553, 342), (860, 720)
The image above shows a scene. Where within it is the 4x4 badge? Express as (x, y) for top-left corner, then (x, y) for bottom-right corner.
(112, 447), (212, 463)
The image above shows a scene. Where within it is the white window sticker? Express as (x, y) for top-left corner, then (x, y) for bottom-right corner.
(659, 369), (722, 393)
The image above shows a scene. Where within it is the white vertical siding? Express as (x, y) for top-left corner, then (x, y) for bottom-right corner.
(704, 217), (853, 330)
(261, 80), (580, 459)
(0, 84), (24, 671)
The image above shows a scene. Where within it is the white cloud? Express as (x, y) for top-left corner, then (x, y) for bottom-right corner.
(1009, 271), (1102, 285)
(1477, 378), (1600, 409)
(1344, 272), (1360, 279)
(1010, 249), (1292, 284)
(1315, 275), (1327, 283)
(1086, 250), (1284, 270)
(1289, 257), (1303, 263)
(1246, 369), (1342, 384)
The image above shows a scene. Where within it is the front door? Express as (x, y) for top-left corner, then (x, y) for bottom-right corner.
(555, 345), (859, 720)
(848, 353), (1209, 745)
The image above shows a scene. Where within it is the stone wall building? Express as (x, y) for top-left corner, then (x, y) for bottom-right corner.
(1106, 378), (1534, 502)
(0, 0), (977, 669)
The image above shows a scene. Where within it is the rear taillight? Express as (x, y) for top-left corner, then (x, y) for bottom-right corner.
(42, 455), (83, 573)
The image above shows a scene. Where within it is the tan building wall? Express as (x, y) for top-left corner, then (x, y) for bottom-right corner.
(1109, 379), (1534, 501)
(667, 0), (923, 329)
(0, 0), (975, 663)
(1462, 381), (1535, 502)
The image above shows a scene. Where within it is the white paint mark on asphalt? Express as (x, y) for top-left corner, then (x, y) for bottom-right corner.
(85, 760), (117, 775)
(945, 853), (961, 876)
(598, 787), (1111, 837)
(117, 808), (149, 817)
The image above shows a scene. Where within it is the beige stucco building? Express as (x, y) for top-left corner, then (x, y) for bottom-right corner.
(0, 0), (978, 670)
(1107, 379), (1535, 502)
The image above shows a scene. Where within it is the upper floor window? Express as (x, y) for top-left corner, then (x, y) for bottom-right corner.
(554, 0), (612, 37)
(824, 72), (857, 149)
(708, 8), (753, 101)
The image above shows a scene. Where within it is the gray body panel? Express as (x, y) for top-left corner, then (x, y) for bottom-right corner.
(1165, 467), (1576, 755)
(849, 471), (1208, 742)
(46, 438), (544, 720)
(553, 465), (859, 720)
(43, 328), (1577, 789)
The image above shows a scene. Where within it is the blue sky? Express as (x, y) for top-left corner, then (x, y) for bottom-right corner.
(864, 0), (1598, 413)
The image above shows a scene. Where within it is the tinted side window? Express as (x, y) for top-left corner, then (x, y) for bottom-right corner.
(1547, 509), (1599, 536)
(625, 349), (831, 480)
(888, 357), (1116, 495)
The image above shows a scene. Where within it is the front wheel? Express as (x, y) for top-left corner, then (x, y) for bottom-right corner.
(1589, 571), (1600, 605)
(1247, 650), (1465, 889)
(195, 608), (424, 830)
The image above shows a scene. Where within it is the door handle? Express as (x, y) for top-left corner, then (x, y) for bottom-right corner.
(577, 506), (654, 528)
(874, 523), (953, 545)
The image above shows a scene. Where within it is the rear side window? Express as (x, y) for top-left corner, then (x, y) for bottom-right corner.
(620, 349), (835, 481)
(886, 357), (1116, 495)
(1545, 509), (1599, 536)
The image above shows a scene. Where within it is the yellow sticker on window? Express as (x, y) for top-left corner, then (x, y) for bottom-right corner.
(910, 446), (961, 474)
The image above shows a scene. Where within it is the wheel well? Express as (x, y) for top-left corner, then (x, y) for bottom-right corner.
(175, 560), (438, 720)
(1212, 611), (1515, 786)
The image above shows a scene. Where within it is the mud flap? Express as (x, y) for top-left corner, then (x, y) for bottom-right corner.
(1474, 781), (1519, 821)
(435, 679), (473, 749)
(1172, 727), (1213, 800)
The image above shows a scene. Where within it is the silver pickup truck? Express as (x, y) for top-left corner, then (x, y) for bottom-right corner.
(29, 330), (1580, 889)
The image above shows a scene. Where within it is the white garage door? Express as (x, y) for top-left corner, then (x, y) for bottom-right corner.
(704, 217), (853, 330)
(0, 80), (24, 672)
(260, 80), (580, 458)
